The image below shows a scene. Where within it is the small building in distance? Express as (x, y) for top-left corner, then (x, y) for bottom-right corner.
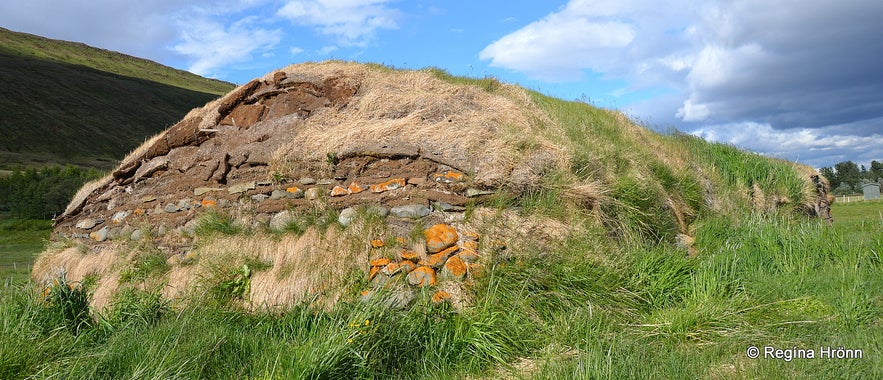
(862, 182), (880, 200)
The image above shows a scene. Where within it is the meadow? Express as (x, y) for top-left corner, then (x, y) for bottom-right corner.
(0, 199), (879, 379)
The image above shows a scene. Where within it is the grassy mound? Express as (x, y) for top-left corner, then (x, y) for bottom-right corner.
(12, 62), (871, 379)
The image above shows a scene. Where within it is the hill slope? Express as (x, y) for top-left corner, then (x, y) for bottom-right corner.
(0, 28), (235, 169)
(33, 61), (832, 311)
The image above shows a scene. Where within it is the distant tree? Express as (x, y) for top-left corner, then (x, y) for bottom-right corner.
(834, 161), (861, 193)
(870, 160), (883, 181)
(0, 165), (101, 219)
(819, 166), (839, 189)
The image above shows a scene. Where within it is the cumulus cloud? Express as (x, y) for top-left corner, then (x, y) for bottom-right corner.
(481, 0), (883, 165)
(172, 15), (282, 77)
(277, 0), (400, 46)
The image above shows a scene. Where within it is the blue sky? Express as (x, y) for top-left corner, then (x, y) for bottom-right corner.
(1, 0), (881, 170)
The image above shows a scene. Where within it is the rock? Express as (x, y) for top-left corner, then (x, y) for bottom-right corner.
(462, 230), (480, 241)
(317, 179), (335, 185)
(131, 229), (145, 241)
(423, 224), (458, 253)
(407, 177), (427, 186)
(424, 251), (450, 269)
(370, 178), (406, 193)
(390, 204), (431, 219)
(432, 290), (452, 304)
(347, 181), (365, 194)
(133, 157), (169, 180)
(458, 248), (480, 262)
(201, 198), (217, 208)
(251, 194), (269, 203)
(286, 186), (305, 198)
(462, 240), (479, 251)
(400, 250), (419, 261)
(399, 260), (416, 274)
(330, 186), (349, 197)
(256, 180), (273, 186)
(368, 266), (380, 280)
(111, 211), (130, 224)
(181, 219), (200, 235)
(369, 257), (391, 267)
(228, 181), (256, 194)
(90, 226), (110, 242)
(164, 203), (179, 213)
(270, 210), (296, 230)
(370, 239), (385, 248)
(194, 187), (223, 196)
(133, 208), (145, 216)
(466, 188), (495, 197)
(141, 196), (157, 203)
(365, 205), (389, 218)
(381, 262), (402, 276)
(432, 170), (466, 183)
(338, 207), (356, 226)
(270, 189), (289, 200)
(432, 201), (464, 212)
(407, 266), (437, 287)
(108, 227), (121, 239)
(157, 225), (168, 236)
(299, 177), (316, 185)
(304, 187), (321, 200)
(443, 255), (467, 279)
(177, 199), (193, 210)
(75, 218), (98, 230)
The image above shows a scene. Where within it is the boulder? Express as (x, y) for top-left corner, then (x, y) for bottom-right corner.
(390, 204), (430, 219)
(406, 266), (437, 287)
(423, 224), (458, 253)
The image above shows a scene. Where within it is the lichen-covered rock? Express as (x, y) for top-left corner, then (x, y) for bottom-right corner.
(348, 181), (365, 194)
(432, 170), (466, 183)
(370, 239), (385, 248)
(304, 187), (321, 200)
(90, 226), (110, 242)
(458, 248), (480, 263)
(330, 186), (349, 197)
(424, 224), (458, 253)
(370, 178), (406, 193)
(228, 181), (256, 194)
(338, 207), (356, 226)
(369, 257), (391, 267)
(406, 266), (437, 287)
(444, 255), (467, 279)
(75, 218), (98, 230)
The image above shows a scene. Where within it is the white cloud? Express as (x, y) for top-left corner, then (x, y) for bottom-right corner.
(290, 47), (305, 55)
(277, 0), (399, 45)
(690, 122), (883, 168)
(480, 0), (883, 165)
(172, 16), (282, 77)
(317, 45), (339, 55)
(479, 2), (641, 81)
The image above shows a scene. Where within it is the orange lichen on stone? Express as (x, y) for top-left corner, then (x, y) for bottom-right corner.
(426, 251), (449, 269)
(437, 245), (459, 257)
(369, 257), (390, 267)
(399, 260), (417, 273)
(432, 170), (466, 183)
(369, 178), (406, 193)
(458, 248), (480, 263)
(424, 224), (458, 253)
(133, 208), (145, 216)
(462, 240), (479, 251)
(201, 198), (217, 208)
(347, 181), (365, 194)
(370, 239), (385, 248)
(381, 261), (401, 275)
(407, 266), (437, 287)
(330, 186), (349, 197)
(444, 255), (467, 278)
(368, 266), (380, 280)
(400, 250), (419, 261)
(467, 262), (484, 277)
(432, 290), (452, 304)
(462, 230), (480, 241)
(286, 186), (301, 193)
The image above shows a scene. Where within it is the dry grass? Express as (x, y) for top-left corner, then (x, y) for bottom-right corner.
(268, 62), (566, 190)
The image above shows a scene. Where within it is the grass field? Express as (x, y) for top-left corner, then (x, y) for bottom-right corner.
(0, 216), (50, 286)
(0, 200), (880, 379)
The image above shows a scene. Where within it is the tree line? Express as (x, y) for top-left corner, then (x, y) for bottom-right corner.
(819, 160), (883, 195)
(0, 166), (102, 220)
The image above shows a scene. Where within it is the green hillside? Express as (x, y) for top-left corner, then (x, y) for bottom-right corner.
(0, 28), (235, 169)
